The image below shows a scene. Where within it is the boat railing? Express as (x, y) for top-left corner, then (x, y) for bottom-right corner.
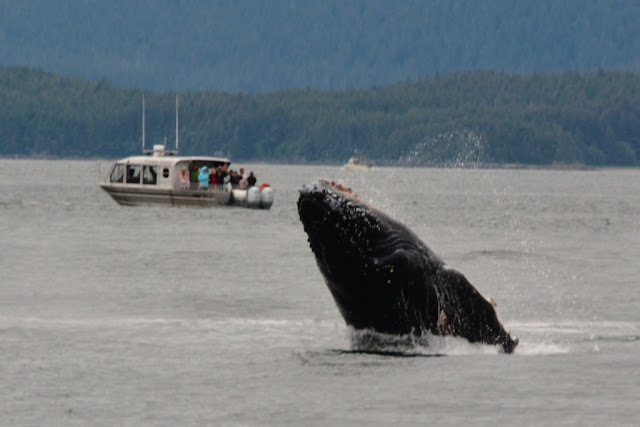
(175, 183), (232, 192)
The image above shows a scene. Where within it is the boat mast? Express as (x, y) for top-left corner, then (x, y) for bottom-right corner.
(142, 93), (146, 153)
(175, 95), (179, 153)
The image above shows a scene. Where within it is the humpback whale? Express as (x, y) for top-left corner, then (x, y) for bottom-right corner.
(297, 179), (518, 353)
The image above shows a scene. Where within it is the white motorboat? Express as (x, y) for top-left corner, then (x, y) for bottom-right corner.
(99, 96), (273, 209)
(343, 151), (373, 170)
(99, 146), (273, 209)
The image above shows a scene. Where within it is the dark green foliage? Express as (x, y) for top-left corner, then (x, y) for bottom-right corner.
(1, 66), (639, 166)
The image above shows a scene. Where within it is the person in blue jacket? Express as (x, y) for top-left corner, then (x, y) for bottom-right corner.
(198, 166), (210, 189)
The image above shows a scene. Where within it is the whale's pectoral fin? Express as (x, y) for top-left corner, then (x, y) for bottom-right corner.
(436, 310), (452, 335)
(369, 248), (441, 330)
(434, 267), (512, 349)
(372, 247), (428, 287)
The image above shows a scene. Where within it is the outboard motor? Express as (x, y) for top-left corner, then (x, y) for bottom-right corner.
(260, 186), (274, 209)
(246, 186), (262, 209)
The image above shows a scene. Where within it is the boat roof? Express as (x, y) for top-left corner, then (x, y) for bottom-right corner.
(114, 154), (231, 167)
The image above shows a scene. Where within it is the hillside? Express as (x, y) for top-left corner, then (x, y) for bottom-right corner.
(1, 66), (639, 166)
(1, 0), (640, 92)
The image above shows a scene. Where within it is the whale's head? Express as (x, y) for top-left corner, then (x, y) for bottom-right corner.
(297, 179), (428, 290)
(297, 179), (444, 331)
(298, 179), (519, 354)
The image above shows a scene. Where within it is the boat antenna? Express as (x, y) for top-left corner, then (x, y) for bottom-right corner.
(175, 94), (179, 153)
(141, 93), (153, 155)
(165, 94), (179, 156)
(142, 93), (146, 153)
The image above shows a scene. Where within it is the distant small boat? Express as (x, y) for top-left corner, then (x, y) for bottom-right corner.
(343, 151), (373, 171)
(99, 96), (273, 209)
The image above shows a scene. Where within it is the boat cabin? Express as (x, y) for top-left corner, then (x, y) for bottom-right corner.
(106, 145), (231, 190)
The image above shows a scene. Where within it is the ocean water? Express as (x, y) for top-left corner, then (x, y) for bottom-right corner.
(1, 159), (638, 426)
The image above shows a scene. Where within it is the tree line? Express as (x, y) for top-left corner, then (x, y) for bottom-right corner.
(1, 66), (639, 166)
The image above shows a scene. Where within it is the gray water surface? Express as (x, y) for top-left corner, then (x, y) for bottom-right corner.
(1, 160), (638, 426)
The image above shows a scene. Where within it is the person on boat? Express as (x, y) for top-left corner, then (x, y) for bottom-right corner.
(198, 166), (210, 189)
(189, 162), (199, 183)
(179, 167), (190, 189)
(127, 167), (138, 183)
(238, 168), (245, 181)
(215, 165), (228, 186)
(247, 171), (257, 188)
(209, 168), (217, 188)
(238, 175), (248, 190)
(229, 170), (240, 187)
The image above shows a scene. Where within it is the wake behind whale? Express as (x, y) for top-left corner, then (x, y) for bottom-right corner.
(297, 179), (518, 353)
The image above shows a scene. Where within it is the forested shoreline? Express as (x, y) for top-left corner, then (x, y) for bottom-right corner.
(1, 66), (639, 166)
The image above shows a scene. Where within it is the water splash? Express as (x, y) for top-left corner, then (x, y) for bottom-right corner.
(347, 328), (506, 356)
(398, 126), (489, 167)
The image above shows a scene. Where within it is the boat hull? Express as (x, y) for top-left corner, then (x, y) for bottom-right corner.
(100, 184), (235, 208)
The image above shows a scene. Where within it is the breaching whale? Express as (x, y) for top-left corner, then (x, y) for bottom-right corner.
(297, 179), (518, 353)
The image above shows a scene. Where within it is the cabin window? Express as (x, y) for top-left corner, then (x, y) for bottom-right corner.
(162, 168), (170, 178)
(143, 165), (158, 185)
(126, 165), (141, 184)
(110, 164), (125, 183)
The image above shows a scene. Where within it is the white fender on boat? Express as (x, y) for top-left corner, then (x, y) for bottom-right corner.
(232, 189), (247, 203)
(246, 186), (262, 209)
(260, 186), (273, 209)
